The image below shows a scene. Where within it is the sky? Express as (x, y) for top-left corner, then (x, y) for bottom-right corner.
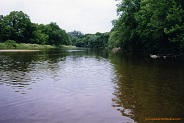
(0, 0), (118, 34)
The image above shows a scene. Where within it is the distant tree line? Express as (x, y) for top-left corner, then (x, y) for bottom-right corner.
(68, 0), (184, 54)
(1, 3), (183, 54)
(0, 11), (70, 46)
(68, 31), (109, 48)
(109, 0), (184, 54)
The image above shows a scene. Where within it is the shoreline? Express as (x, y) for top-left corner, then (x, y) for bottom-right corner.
(0, 49), (40, 52)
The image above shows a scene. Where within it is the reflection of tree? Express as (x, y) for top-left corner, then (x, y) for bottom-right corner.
(111, 55), (139, 122)
(0, 50), (67, 93)
(0, 52), (36, 94)
(0, 49), (109, 94)
(110, 54), (184, 123)
(67, 48), (109, 59)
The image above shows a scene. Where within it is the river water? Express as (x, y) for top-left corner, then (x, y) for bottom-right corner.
(0, 48), (183, 123)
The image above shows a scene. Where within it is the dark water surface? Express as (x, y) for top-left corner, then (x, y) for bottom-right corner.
(0, 48), (184, 123)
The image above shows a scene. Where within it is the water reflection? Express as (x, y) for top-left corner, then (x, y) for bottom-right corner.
(0, 49), (67, 94)
(110, 54), (184, 123)
(0, 48), (135, 123)
(1, 49), (184, 123)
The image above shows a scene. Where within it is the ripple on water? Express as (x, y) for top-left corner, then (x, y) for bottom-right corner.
(0, 52), (136, 123)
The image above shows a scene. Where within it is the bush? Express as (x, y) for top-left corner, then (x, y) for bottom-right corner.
(0, 43), (6, 49)
(4, 40), (17, 48)
(0, 40), (55, 49)
(5, 40), (16, 44)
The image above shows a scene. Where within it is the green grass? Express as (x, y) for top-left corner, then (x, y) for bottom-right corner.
(0, 42), (55, 49)
(59, 45), (76, 49)
(0, 40), (76, 50)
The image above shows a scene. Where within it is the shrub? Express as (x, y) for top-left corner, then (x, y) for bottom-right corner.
(5, 40), (17, 48)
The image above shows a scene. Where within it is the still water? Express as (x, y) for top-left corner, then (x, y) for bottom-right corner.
(0, 48), (184, 123)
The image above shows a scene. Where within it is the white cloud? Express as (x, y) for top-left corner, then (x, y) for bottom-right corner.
(0, 0), (117, 33)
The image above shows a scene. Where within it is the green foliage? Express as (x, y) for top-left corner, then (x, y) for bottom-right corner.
(68, 31), (109, 48)
(31, 30), (49, 44)
(0, 42), (55, 49)
(15, 43), (55, 49)
(4, 40), (17, 48)
(30, 23), (70, 46)
(0, 15), (3, 41)
(111, 0), (184, 54)
(68, 31), (84, 45)
(46, 22), (70, 45)
(0, 11), (70, 47)
(5, 40), (16, 44)
(0, 11), (32, 42)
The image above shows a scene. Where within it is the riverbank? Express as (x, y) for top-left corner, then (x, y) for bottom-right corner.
(0, 49), (40, 52)
(0, 42), (55, 49)
(0, 41), (78, 50)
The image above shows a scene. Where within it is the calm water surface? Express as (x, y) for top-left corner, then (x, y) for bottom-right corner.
(0, 48), (184, 123)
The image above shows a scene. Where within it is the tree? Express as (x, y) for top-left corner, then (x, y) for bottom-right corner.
(0, 15), (3, 41)
(164, 0), (184, 51)
(29, 22), (70, 45)
(31, 30), (49, 44)
(74, 32), (109, 48)
(41, 22), (70, 45)
(0, 11), (32, 43)
(68, 31), (84, 45)
(110, 0), (141, 53)
(0, 11), (70, 46)
(135, 0), (184, 53)
(110, 0), (184, 54)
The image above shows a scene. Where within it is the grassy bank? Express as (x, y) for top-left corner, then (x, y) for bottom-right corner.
(59, 45), (77, 49)
(0, 40), (77, 50)
(0, 40), (55, 49)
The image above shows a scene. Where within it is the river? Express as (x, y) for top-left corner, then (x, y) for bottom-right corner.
(0, 48), (183, 123)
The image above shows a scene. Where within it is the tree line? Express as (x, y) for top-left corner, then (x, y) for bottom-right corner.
(68, 31), (109, 48)
(0, 11), (109, 48)
(109, 0), (184, 54)
(0, 11), (70, 46)
(1, 2), (184, 54)
(68, 0), (184, 54)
